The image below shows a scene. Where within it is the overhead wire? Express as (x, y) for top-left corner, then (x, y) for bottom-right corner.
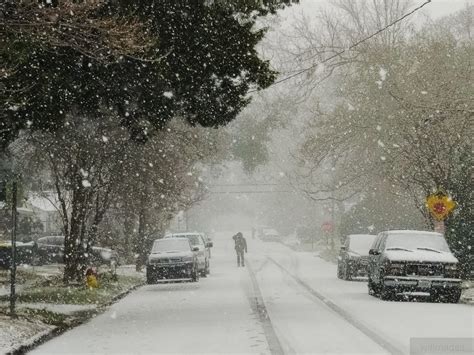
(248, 0), (432, 93)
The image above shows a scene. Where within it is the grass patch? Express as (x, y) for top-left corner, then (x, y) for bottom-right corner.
(0, 268), (45, 285)
(0, 275), (142, 305)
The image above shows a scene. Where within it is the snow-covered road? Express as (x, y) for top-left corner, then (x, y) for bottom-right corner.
(31, 232), (473, 354)
(249, 239), (473, 355)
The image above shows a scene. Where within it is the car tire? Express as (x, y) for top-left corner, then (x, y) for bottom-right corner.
(445, 289), (461, 303)
(380, 284), (395, 301)
(146, 270), (155, 285)
(337, 263), (343, 279)
(343, 264), (352, 281)
(191, 266), (199, 282)
(368, 277), (378, 296)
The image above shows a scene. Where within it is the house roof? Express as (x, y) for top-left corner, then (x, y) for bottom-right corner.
(28, 194), (59, 212)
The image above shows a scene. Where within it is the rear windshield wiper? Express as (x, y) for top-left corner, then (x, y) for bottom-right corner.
(416, 247), (442, 253)
(385, 247), (414, 252)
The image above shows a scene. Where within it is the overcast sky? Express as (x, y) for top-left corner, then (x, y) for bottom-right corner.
(282, 0), (473, 20)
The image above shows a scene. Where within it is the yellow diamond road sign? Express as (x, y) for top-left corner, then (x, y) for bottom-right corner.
(426, 193), (456, 221)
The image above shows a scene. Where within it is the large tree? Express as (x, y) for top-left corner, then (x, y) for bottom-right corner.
(295, 7), (473, 275)
(1, 0), (297, 281)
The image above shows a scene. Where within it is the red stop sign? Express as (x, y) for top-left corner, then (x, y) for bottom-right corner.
(321, 222), (333, 233)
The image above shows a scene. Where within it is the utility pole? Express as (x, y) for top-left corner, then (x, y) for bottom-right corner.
(10, 179), (18, 316)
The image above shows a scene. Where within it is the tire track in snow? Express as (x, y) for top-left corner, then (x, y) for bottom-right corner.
(267, 256), (404, 355)
(246, 260), (286, 355)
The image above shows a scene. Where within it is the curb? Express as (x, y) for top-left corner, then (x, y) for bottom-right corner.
(7, 282), (144, 355)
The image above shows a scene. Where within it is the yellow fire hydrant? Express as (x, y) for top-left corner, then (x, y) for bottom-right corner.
(86, 267), (99, 289)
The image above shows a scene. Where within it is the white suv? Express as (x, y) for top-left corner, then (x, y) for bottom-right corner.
(165, 233), (210, 276)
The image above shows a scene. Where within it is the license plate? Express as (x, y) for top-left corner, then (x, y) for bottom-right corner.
(418, 280), (431, 288)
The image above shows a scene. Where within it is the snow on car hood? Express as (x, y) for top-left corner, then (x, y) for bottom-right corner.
(385, 250), (458, 263)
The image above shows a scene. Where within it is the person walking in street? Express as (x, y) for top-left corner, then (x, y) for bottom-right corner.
(232, 232), (247, 267)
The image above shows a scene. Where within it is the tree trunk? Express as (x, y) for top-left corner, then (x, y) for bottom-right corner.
(123, 208), (136, 263)
(135, 205), (148, 272)
(63, 178), (87, 283)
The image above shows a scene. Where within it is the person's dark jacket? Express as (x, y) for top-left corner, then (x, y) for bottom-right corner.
(233, 234), (247, 253)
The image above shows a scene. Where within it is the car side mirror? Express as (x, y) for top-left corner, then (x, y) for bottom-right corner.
(340, 246), (347, 251)
(192, 246), (199, 252)
(206, 242), (213, 248)
(369, 249), (379, 255)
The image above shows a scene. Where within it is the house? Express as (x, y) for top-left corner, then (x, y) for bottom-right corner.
(26, 193), (63, 236)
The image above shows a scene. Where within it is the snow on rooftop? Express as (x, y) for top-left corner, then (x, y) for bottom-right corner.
(28, 193), (59, 212)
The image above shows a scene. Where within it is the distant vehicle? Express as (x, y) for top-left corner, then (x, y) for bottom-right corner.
(367, 230), (462, 303)
(259, 228), (280, 242)
(337, 234), (377, 280)
(36, 236), (64, 264)
(165, 233), (211, 276)
(146, 238), (199, 284)
(89, 247), (120, 266)
(0, 241), (36, 269)
(36, 236), (118, 266)
(199, 233), (213, 259)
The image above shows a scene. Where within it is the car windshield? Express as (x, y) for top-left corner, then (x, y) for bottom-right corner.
(152, 239), (190, 253)
(2, 1), (469, 353)
(172, 234), (202, 246)
(348, 235), (377, 255)
(385, 233), (451, 252)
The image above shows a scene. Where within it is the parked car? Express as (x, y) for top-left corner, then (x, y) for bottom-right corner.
(165, 233), (210, 276)
(0, 241), (36, 269)
(337, 234), (377, 280)
(146, 238), (199, 284)
(36, 235), (64, 264)
(36, 236), (118, 266)
(259, 228), (280, 242)
(89, 247), (120, 266)
(199, 233), (213, 259)
(367, 230), (462, 303)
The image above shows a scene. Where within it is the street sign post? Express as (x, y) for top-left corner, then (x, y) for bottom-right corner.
(426, 192), (456, 234)
(10, 180), (18, 316)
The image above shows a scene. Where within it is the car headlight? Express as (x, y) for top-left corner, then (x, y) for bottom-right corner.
(445, 264), (459, 277)
(183, 256), (194, 262)
(100, 251), (112, 260)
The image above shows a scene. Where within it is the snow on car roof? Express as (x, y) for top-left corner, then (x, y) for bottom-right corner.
(383, 230), (442, 236)
(348, 234), (375, 237)
(166, 232), (203, 236)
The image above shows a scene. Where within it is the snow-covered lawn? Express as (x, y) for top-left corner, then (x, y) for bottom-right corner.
(0, 265), (143, 354)
(0, 315), (55, 354)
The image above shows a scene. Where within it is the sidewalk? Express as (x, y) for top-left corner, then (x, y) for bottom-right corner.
(0, 265), (144, 354)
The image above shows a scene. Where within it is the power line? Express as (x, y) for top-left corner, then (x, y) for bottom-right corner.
(249, 0), (431, 93)
(208, 183), (281, 187)
(209, 190), (292, 194)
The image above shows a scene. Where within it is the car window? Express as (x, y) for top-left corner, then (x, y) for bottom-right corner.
(378, 235), (387, 252)
(152, 239), (190, 253)
(53, 236), (64, 245)
(171, 234), (204, 246)
(348, 235), (377, 254)
(371, 235), (382, 251)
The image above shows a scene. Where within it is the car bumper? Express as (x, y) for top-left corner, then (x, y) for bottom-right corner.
(147, 263), (194, 280)
(383, 276), (462, 291)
